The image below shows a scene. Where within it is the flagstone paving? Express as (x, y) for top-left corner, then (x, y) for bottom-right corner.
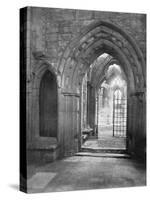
(27, 155), (146, 193)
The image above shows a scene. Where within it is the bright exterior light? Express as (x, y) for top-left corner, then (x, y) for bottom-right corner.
(110, 76), (126, 88)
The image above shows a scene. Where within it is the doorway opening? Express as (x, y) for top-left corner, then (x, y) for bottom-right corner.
(113, 89), (127, 138)
(81, 53), (127, 152)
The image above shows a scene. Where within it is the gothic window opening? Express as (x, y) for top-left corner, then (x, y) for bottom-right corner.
(113, 89), (127, 137)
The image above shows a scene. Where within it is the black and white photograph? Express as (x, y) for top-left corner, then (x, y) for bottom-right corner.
(1, 1), (150, 200)
(20, 6), (146, 193)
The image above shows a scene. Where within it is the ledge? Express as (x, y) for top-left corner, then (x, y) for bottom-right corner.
(61, 91), (80, 97)
(27, 137), (59, 150)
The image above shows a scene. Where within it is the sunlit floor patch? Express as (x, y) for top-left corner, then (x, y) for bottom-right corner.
(27, 172), (57, 191)
(82, 137), (126, 149)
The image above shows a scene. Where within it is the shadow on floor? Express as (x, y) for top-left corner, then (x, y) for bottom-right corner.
(9, 184), (19, 191)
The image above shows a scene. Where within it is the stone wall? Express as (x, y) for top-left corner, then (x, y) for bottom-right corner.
(29, 7), (146, 71)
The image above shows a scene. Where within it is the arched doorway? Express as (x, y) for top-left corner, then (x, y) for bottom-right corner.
(58, 21), (145, 157)
(80, 56), (128, 151)
(39, 70), (57, 138)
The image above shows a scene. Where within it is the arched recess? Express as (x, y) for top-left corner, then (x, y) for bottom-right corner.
(58, 21), (146, 158)
(27, 60), (59, 150)
(39, 70), (57, 138)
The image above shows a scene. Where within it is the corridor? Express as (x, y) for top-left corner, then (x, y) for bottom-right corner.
(27, 155), (146, 193)
(21, 7), (146, 194)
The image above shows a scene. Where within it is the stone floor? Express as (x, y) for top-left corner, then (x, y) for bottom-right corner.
(82, 137), (126, 149)
(83, 125), (126, 150)
(27, 155), (146, 193)
(98, 125), (113, 137)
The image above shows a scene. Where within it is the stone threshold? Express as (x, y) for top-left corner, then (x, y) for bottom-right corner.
(81, 147), (126, 154)
(76, 152), (130, 158)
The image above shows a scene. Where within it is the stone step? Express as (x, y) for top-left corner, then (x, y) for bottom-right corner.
(81, 147), (126, 154)
(76, 152), (130, 158)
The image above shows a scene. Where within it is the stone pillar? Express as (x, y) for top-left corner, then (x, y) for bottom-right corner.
(88, 85), (96, 131)
(87, 82), (91, 126)
(82, 76), (88, 129)
(127, 90), (146, 161)
(59, 90), (80, 156)
(127, 94), (136, 154)
(133, 91), (146, 161)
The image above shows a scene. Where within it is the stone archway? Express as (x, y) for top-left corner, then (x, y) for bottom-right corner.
(58, 21), (146, 158)
(59, 21), (145, 90)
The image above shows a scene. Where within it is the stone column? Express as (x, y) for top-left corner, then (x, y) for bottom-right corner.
(127, 90), (146, 161)
(59, 90), (80, 156)
(87, 82), (91, 126)
(88, 86), (96, 131)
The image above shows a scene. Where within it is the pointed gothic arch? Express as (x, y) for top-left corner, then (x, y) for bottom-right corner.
(58, 20), (146, 156)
